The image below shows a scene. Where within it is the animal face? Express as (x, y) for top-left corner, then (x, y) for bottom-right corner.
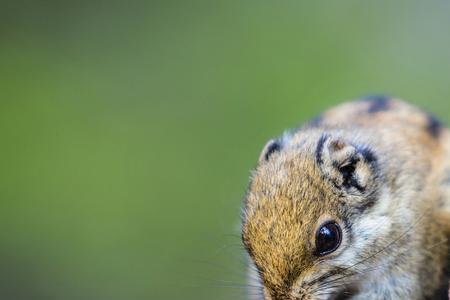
(241, 133), (396, 300)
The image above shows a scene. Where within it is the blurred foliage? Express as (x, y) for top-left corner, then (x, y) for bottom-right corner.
(1, 1), (450, 299)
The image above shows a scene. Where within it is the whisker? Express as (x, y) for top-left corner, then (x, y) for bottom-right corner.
(341, 209), (431, 272)
(426, 238), (448, 250)
(310, 210), (432, 297)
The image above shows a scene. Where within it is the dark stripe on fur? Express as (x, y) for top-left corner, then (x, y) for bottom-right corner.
(425, 113), (443, 139)
(362, 95), (392, 113)
(359, 147), (377, 165)
(316, 134), (327, 165)
(264, 140), (281, 161)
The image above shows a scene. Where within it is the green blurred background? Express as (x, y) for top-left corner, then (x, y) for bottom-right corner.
(1, 1), (450, 299)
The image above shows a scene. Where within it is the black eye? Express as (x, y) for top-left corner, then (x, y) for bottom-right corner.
(315, 221), (342, 256)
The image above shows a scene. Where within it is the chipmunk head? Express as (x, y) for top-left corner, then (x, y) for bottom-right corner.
(241, 131), (393, 300)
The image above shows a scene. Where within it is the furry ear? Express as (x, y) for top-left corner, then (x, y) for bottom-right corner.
(258, 139), (281, 163)
(316, 135), (378, 194)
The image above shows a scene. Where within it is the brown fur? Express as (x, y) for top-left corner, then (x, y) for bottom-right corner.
(242, 97), (450, 300)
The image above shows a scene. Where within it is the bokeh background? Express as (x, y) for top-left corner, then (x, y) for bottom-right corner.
(1, 1), (450, 299)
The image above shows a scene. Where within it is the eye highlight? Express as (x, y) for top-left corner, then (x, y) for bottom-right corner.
(315, 221), (342, 256)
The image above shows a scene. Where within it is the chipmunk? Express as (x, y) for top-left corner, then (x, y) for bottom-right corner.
(241, 96), (450, 300)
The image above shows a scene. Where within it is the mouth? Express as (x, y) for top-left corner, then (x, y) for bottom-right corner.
(331, 284), (359, 300)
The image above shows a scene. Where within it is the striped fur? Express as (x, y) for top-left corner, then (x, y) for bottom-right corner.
(242, 97), (450, 300)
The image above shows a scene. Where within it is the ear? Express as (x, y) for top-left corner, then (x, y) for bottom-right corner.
(316, 135), (378, 194)
(258, 139), (282, 163)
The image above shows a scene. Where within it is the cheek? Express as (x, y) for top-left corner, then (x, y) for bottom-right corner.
(335, 215), (393, 267)
(335, 188), (396, 266)
(356, 215), (392, 244)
